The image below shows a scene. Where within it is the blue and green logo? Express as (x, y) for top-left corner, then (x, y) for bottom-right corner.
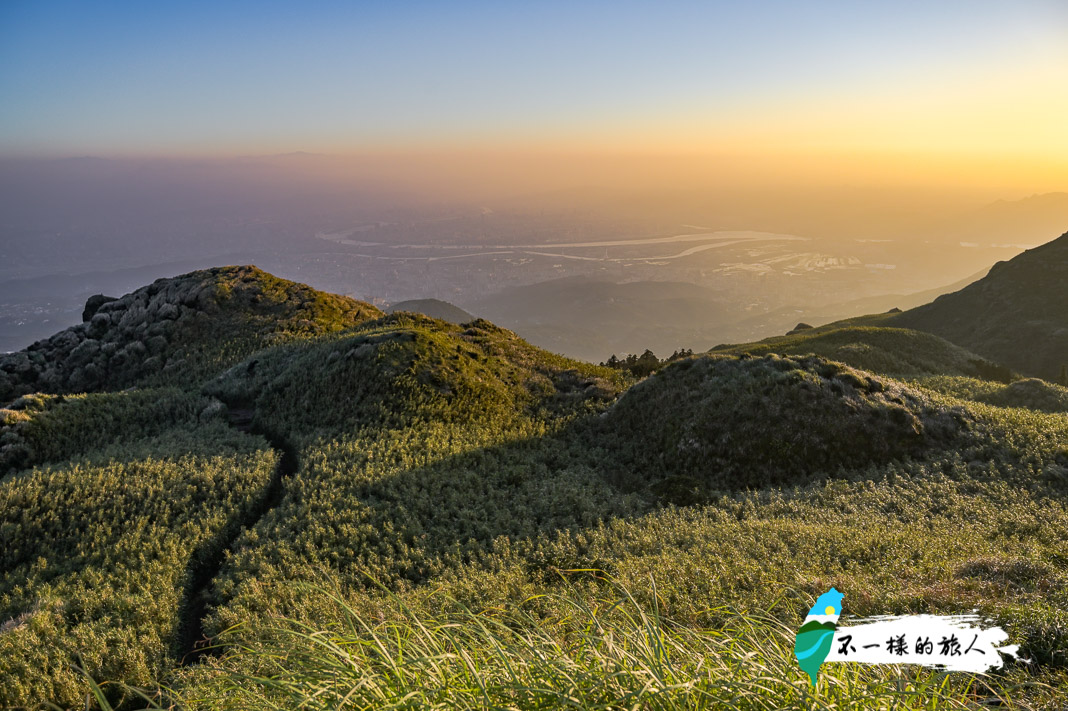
(794, 587), (1022, 686)
(793, 587), (843, 686)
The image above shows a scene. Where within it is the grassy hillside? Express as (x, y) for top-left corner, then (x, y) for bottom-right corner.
(711, 323), (1014, 381)
(0, 389), (277, 705)
(2, 267), (1068, 709)
(601, 353), (974, 501)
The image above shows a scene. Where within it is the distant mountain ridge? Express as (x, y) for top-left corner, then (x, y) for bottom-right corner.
(891, 229), (1068, 381)
(963, 192), (1068, 245)
(387, 298), (474, 324)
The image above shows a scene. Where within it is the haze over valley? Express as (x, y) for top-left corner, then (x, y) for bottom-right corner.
(3, 153), (1066, 359)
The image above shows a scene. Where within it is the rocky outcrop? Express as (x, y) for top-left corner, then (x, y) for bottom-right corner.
(0, 266), (382, 403)
(82, 294), (117, 322)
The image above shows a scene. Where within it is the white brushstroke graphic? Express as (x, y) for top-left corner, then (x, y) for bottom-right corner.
(825, 613), (1024, 673)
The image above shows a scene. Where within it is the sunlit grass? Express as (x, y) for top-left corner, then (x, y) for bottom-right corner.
(164, 579), (1044, 710)
(9, 308), (1067, 708)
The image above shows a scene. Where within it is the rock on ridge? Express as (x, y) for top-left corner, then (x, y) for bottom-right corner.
(0, 265), (381, 402)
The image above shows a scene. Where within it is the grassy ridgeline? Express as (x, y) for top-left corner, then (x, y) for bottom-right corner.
(711, 325), (1013, 381)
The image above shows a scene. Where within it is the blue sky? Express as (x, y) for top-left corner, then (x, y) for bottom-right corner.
(1, 0), (1066, 158)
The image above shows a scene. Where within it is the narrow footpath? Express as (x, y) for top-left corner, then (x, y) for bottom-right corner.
(176, 403), (298, 665)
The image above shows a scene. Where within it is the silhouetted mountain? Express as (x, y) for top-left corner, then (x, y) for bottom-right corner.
(892, 230), (1068, 380)
(387, 298), (474, 324)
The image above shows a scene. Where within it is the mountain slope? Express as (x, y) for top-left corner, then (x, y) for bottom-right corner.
(891, 230), (1068, 381)
(387, 298), (474, 324)
(711, 324), (1014, 380)
(0, 388), (277, 702)
(718, 269), (988, 343)
(0, 265), (382, 402)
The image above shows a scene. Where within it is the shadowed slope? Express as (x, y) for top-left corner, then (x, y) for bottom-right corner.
(892, 230), (1068, 381)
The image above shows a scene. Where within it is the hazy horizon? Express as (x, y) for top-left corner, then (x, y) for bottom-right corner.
(2, 0), (1068, 359)
(3, 1), (1067, 192)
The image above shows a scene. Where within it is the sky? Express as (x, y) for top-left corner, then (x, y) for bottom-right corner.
(1, 0), (1067, 193)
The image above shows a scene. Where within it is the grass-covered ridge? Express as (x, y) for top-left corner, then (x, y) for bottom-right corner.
(919, 376), (1068, 413)
(204, 313), (623, 443)
(2, 266), (1068, 708)
(711, 324), (1013, 380)
(0, 265), (382, 402)
(0, 388), (215, 475)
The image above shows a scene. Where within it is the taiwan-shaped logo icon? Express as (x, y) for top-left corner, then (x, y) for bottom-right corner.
(793, 587), (843, 686)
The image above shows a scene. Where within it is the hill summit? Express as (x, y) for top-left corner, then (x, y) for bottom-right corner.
(602, 353), (973, 503)
(0, 265), (381, 401)
(387, 298), (474, 324)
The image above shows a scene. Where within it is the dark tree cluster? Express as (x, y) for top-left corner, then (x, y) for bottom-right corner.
(600, 348), (694, 378)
